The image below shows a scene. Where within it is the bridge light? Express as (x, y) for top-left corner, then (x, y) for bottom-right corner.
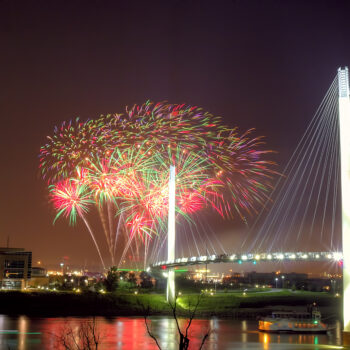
(290, 254), (296, 259)
(327, 254), (332, 259)
(242, 255), (247, 261)
(255, 255), (260, 260)
(315, 254), (320, 259)
(278, 254), (284, 260)
(253, 260), (257, 265)
(267, 254), (272, 260)
(238, 259), (242, 264)
(230, 254), (236, 260)
(333, 252), (343, 261)
(302, 254), (308, 259)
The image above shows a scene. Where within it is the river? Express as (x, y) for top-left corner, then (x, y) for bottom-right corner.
(0, 315), (344, 349)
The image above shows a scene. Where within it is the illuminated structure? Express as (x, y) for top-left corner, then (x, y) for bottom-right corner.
(338, 67), (350, 334)
(167, 165), (176, 302)
(0, 248), (32, 290)
(152, 251), (343, 269)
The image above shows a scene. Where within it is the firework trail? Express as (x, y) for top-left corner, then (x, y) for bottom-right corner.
(49, 180), (106, 269)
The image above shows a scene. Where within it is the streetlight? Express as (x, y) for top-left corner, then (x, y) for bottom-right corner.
(275, 278), (278, 288)
(281, 275), (285, 288)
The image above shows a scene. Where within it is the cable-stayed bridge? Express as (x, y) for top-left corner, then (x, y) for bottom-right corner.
(150, 70), (344, 268)
(146, 67), (350, 335)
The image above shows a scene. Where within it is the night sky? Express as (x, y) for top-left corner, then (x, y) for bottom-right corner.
(1, 0), (350, 270)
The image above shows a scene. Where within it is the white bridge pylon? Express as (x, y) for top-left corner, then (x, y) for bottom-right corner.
(338, 66), (350, 333)
(166, 165), (176, 302)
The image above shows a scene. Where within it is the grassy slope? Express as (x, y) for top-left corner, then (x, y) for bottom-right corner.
(0, 290), (340, 317)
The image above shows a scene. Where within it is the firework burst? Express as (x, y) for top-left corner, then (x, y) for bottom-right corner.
(49, 180), (92, 225)
(49, 179), (106, 268)
(41, 101), (275, 268)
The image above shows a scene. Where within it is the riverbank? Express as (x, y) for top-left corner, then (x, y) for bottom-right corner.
(0, 289), (341, 319)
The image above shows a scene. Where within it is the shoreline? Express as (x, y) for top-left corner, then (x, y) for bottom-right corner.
(0, 290), (341, 319)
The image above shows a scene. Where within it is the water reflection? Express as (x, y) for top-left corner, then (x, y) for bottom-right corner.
(241, 320), (247, 343)
(258, 331), (270, 350)
(18, 316), (27, 350)
(0, 315), (344, 349)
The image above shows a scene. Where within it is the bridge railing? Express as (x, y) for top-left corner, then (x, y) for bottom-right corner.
(150, 251), (343, 269)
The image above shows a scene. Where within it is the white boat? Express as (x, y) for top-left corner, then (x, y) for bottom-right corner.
(258, 304), (328, 333)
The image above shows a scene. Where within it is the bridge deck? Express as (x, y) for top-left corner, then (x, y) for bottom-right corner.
(151, 251), (342, 269)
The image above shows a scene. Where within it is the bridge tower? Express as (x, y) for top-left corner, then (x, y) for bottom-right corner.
(338, 67), (350, 335)
(166, 165), (176, 302)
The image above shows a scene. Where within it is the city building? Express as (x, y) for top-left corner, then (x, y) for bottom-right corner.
(0, 247), (32, 290)
(31, 266), (47, 277)
(29, 266), (49, 288)
(188, 269), (224, 283)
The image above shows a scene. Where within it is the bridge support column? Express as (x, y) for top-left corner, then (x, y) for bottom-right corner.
(167, 165), (176, 302)
(338, 67), (350, 336)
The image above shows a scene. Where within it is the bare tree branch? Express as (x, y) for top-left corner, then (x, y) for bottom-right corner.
(198, 331), (210, 350)
(52, 318), (102, 350)
(185, 294), (203, 339)
(143, 313), (162, 350)
(142, 293), (210, 350)
(137, 299), (162, 350)
(168, 295), (182, 337)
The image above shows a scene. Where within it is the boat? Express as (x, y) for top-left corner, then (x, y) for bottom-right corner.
(258, 303), (328, 333)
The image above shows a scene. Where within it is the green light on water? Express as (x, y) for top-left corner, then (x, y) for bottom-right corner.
(0, 330), (41, 335)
